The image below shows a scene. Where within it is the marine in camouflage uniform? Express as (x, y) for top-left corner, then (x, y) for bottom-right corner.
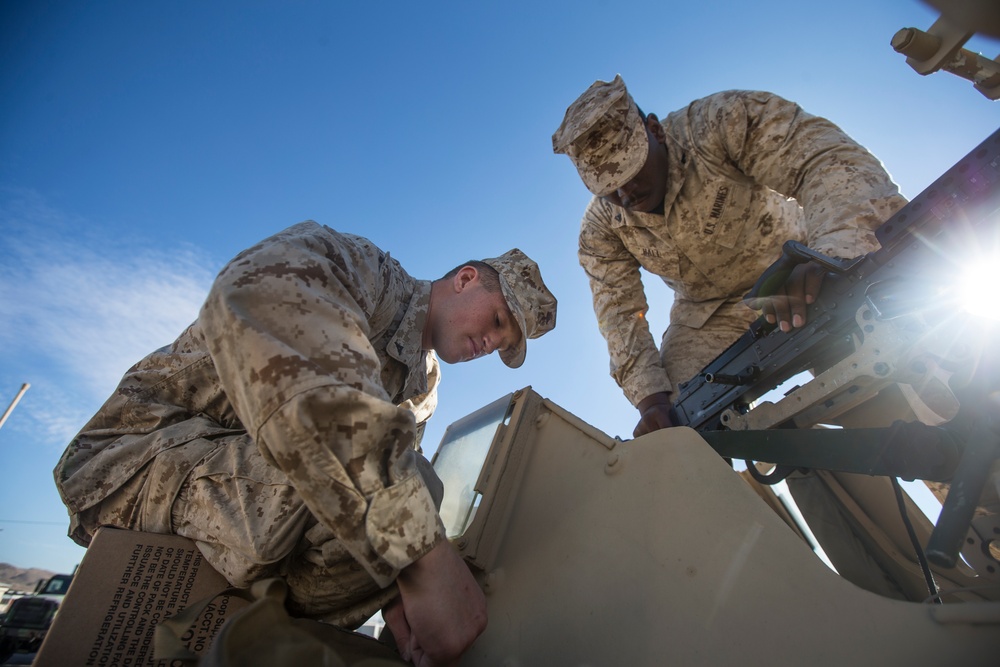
(54, 221), (557, 631)
(552, 75), (906, 416)
(552, 77), (944, 602)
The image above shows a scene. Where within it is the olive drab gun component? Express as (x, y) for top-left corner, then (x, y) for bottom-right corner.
(891, 0), (1000, 100)
(669, 128), (1000, 574)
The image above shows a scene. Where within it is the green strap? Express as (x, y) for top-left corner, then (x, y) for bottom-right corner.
(153, 578), (288, 664)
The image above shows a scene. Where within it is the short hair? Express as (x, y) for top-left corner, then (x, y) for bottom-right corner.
(442, 260), (501, 293)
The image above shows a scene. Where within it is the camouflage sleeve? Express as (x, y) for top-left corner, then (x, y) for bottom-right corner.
(691, 91), (907, 258)
(199, 224), (445, 588)
(579, 198), (674, 404)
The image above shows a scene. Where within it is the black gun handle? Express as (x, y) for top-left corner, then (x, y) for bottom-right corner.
(744, 240), (814, 301)
(925, 422), (1000, 568)
(744, 240), (860, 302)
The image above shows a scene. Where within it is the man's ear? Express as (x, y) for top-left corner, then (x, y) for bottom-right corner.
(452, 265), (479, 293)
(646, 113), (666, 143)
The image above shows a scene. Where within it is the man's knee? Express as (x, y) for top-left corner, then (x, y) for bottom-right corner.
(173, 476), (311, 564)
(169, 440), (313, 571)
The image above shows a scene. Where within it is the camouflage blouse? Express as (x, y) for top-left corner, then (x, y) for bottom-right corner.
(578, 90), (907, 403)
(55, 221), (444, 587)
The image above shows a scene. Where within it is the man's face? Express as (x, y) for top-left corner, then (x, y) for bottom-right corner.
(600, 121), (669, 214)
(429, 269), (523, 364)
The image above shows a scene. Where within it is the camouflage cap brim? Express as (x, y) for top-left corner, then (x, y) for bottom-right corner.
(497, 279), (529, 368)
(552, 74), (649, 197)
(482, 249), (557, 369)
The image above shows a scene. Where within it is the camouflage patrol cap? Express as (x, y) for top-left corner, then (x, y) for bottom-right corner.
(482, 249), (557, 369)
(551, 74), (649, 197)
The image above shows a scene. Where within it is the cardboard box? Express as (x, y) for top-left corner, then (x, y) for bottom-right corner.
(34, 528), (248, 667)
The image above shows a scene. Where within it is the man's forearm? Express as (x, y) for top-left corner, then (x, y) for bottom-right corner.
(392, 540), (488, 665)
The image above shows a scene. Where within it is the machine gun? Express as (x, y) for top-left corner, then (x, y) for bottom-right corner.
(670, 127), (1000, 571)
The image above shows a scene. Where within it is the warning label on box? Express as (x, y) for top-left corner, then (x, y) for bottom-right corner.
(88, 543), (222, 665)
(35, 529), (247, 667)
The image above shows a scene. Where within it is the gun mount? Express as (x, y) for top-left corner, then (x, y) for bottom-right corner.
(669, 128), (1000, 583)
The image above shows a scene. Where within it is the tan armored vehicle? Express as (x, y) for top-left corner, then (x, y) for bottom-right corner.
(432, 385), (999, 665)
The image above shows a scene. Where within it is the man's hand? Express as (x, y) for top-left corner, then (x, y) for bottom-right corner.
(746, 262), (826, 332)
(382, 539), (487, 666)
(633, 391), (674, 437)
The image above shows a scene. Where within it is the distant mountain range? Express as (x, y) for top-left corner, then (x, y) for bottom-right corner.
(0, 563), (57, 593)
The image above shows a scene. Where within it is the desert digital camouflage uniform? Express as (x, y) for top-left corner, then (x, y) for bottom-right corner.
(555, 80), (925, 601)
(54, 221), (449, 626)
(564, 87), (906, 404)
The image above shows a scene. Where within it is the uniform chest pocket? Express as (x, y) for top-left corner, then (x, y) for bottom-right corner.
(690, 180), (752, 250)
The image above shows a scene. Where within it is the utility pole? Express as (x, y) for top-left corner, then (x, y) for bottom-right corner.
(0, 383), (30, 431)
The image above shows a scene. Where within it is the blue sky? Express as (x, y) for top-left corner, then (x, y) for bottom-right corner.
(1, 0), (997, 574)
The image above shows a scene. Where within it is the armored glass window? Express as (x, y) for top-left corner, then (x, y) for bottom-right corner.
(432, 393), (513, 538)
